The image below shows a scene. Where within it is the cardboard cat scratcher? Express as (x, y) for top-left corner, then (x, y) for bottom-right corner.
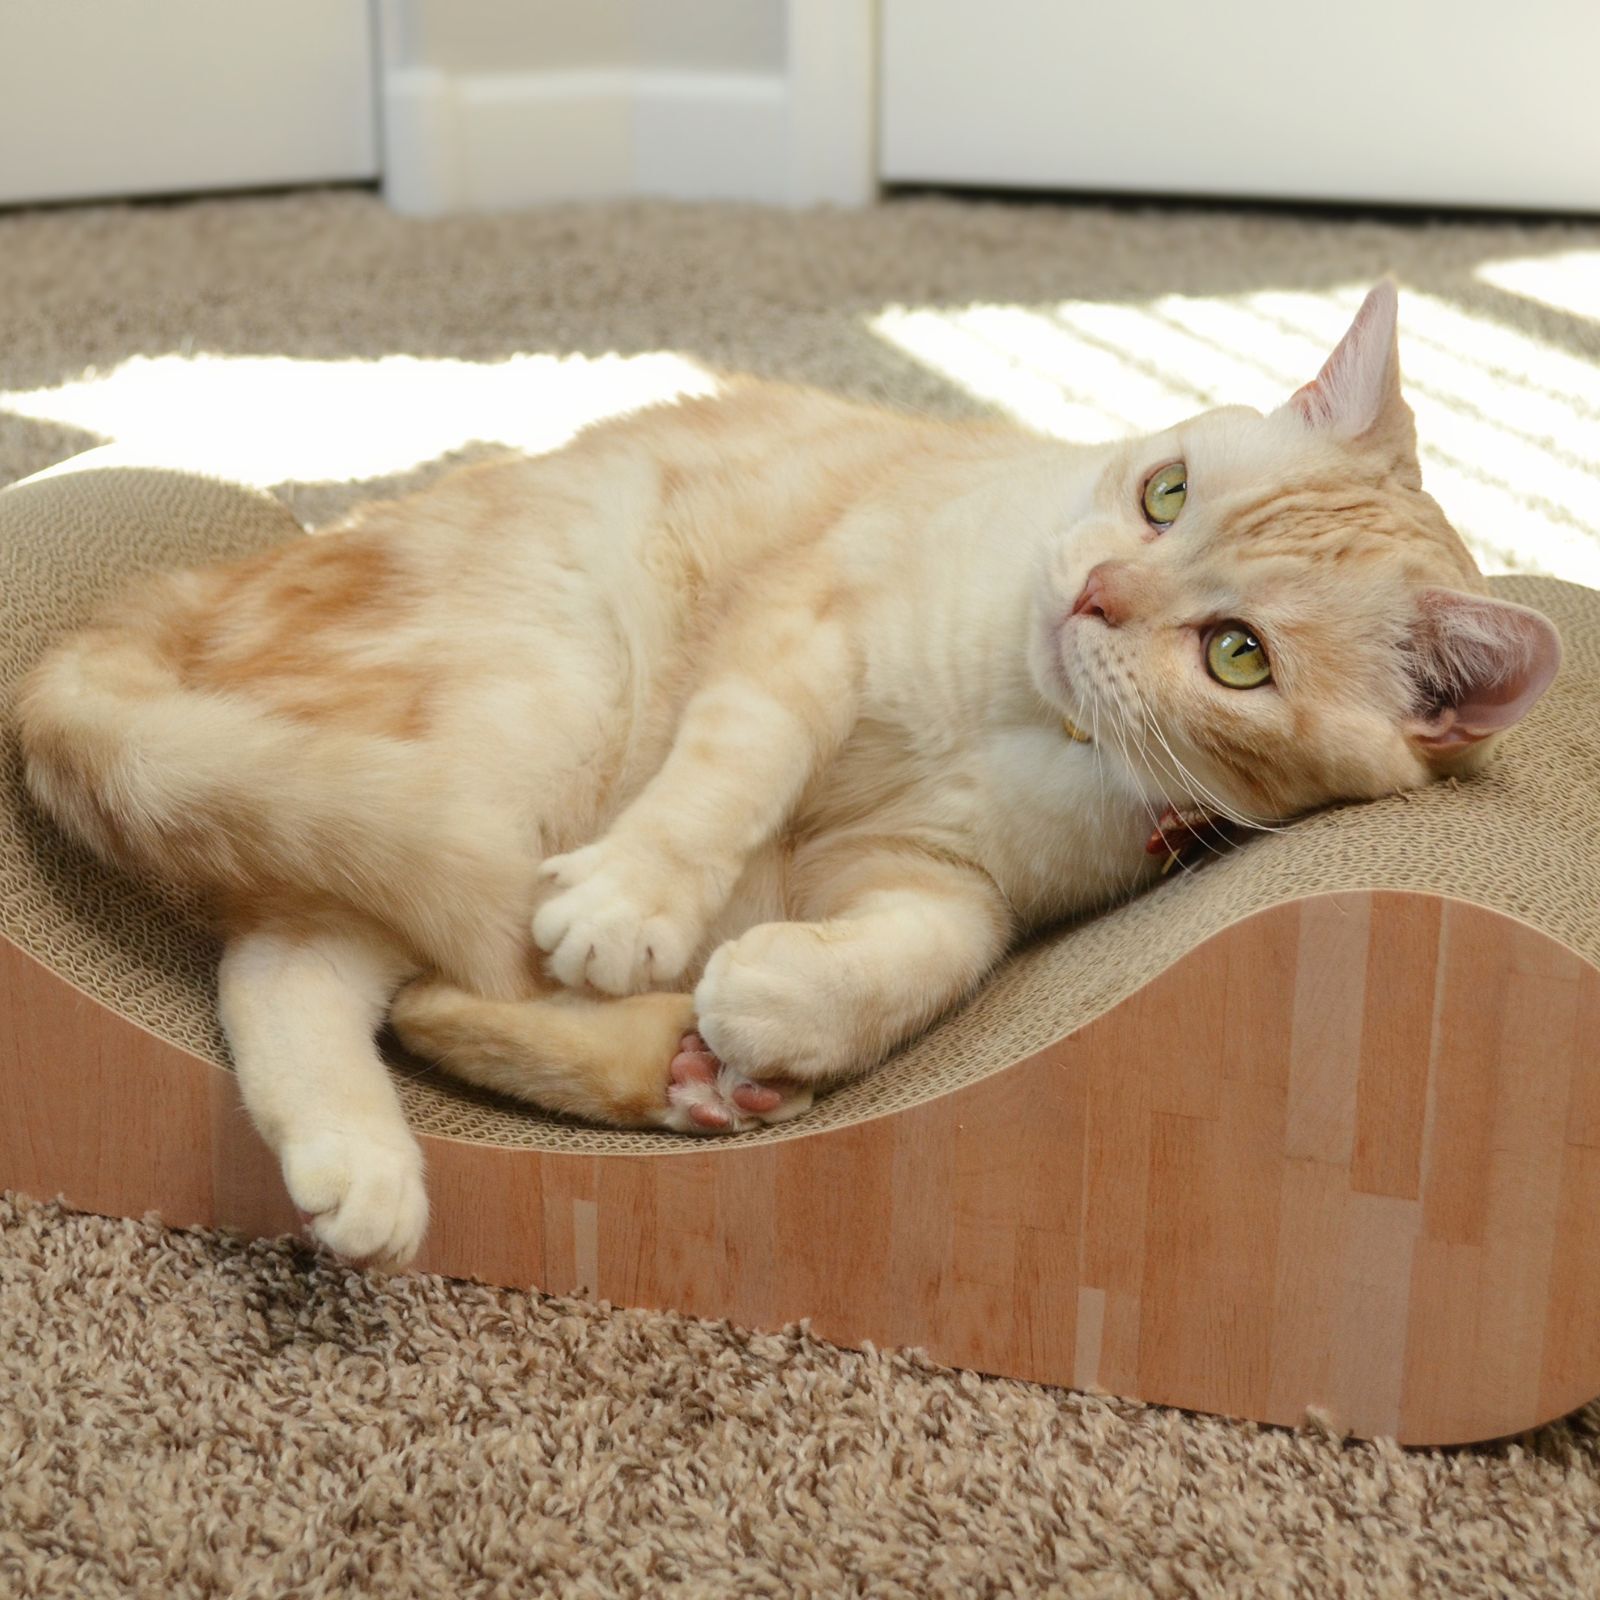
(3, 452), (1598, 1446)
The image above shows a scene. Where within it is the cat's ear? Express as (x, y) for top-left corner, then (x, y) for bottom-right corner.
(1285, 280), (1409, 444)
(1405, 588), (1562, 755)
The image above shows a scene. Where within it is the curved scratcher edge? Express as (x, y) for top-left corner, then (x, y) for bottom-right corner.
(4, 888), (1596, 1446)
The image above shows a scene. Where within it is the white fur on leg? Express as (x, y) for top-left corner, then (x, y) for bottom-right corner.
(693, 879), (1008, 1092)
(218, 928), (426, 1267)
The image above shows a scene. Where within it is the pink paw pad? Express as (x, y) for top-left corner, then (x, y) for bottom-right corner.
(669, 1033), (719, 1087)
(662, 1031), (812, 1135)
(731, 1081), (784, 1113)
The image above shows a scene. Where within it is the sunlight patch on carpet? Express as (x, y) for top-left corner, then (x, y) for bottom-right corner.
(0, 350), (718, 488)
(872, 285), (1600, 586)
(1477, 249), (1600, 325)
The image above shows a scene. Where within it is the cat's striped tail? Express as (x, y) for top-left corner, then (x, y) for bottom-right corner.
(15, 569), (535, 1000)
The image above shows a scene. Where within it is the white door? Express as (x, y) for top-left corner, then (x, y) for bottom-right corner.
(0, 0), (377, 207)
(881, 0), (1600, 214)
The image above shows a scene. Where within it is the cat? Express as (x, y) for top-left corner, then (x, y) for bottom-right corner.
(17, 281), (1561, 1267)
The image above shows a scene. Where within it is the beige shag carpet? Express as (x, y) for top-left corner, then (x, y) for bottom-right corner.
(5, 188), (1600, 1594)
(6, 1193), (1600, 1599)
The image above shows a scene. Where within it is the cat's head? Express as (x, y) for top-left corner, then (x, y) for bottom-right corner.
(1027, 280), (1562, 825)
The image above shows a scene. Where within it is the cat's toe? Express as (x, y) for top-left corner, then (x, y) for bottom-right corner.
(668, 1029), (715, 1078)
(281, 1126), (428, 1268)
(659, 1033), (813, 1134)
(533, 871), (695, 995)
(721, 1065), (812, 1125)
(729, 1078), (788, 1114)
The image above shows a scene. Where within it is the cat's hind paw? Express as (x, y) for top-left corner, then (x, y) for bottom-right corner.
(280, 1125), (428, 1269)
(660, 1031), (813, 1134)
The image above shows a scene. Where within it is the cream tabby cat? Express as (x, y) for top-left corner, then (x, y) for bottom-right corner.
(18, 282), (1560, 1266)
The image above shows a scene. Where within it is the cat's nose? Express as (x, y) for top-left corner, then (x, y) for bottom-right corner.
(1070, 562), (1132, 627)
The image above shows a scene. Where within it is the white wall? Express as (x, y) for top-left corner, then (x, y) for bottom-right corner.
(635, 1), (786, 74)
(0, 0), (377, 206)
(399, 0), (630, 73)
(392, 0), (785, 74)
(379, 0), (873, 212)
(879, 0), (1600, 214)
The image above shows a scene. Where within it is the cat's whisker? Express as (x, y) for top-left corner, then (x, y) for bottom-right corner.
(1100, 697), (1136, 800)
(1049, 657), (1118, 825)
(1088, 697), (1110, 820)
(1102, 685), (1144, 797)
(1127, 681), (1283, 838)
(1125, 706), (1219, 881)
(1114, 683), (1168, 810)
(1123, 681), (1218, 810)
(1115, 692), (1182, 834)
(1116, 697), (1178, 845)
(1118, 685), (1238, 869)
(1123, 722), (1208, 881)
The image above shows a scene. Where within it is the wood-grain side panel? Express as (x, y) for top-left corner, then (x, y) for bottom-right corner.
(0, 935), (217, 1227)
(6, 893), (1600, 1447)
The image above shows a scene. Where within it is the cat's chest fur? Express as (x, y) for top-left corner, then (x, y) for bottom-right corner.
(789, 710), (1156, 931)
(963, 726), (1159, 925)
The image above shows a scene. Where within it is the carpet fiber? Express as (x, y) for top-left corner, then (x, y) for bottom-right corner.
(3, 189), (1599, 576)
(4, 188), (1600, 1594)
(5, 1193), (1600, 1598)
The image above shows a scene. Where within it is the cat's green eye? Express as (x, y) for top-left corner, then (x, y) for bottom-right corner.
(1142, 461), (1187, 527)
(1205, 623), (1272, 689)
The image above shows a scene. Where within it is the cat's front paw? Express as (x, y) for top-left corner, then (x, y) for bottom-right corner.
(533, 841), (705, 995)
(280, 1124), (428, 1268)
(692, 924), (861, 1083)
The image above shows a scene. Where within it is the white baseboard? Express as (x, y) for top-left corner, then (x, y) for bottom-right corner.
(786, 0), (877, 207)
(382, 67), (795, 213)
(632, 73), (790, 203)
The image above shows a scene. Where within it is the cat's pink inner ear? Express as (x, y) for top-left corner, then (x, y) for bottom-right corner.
(1407, 588), (1562, 752)
(1288, 279), (1404, 439)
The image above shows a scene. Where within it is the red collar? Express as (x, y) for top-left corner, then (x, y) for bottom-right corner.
(1145, 805), (1236, 875)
